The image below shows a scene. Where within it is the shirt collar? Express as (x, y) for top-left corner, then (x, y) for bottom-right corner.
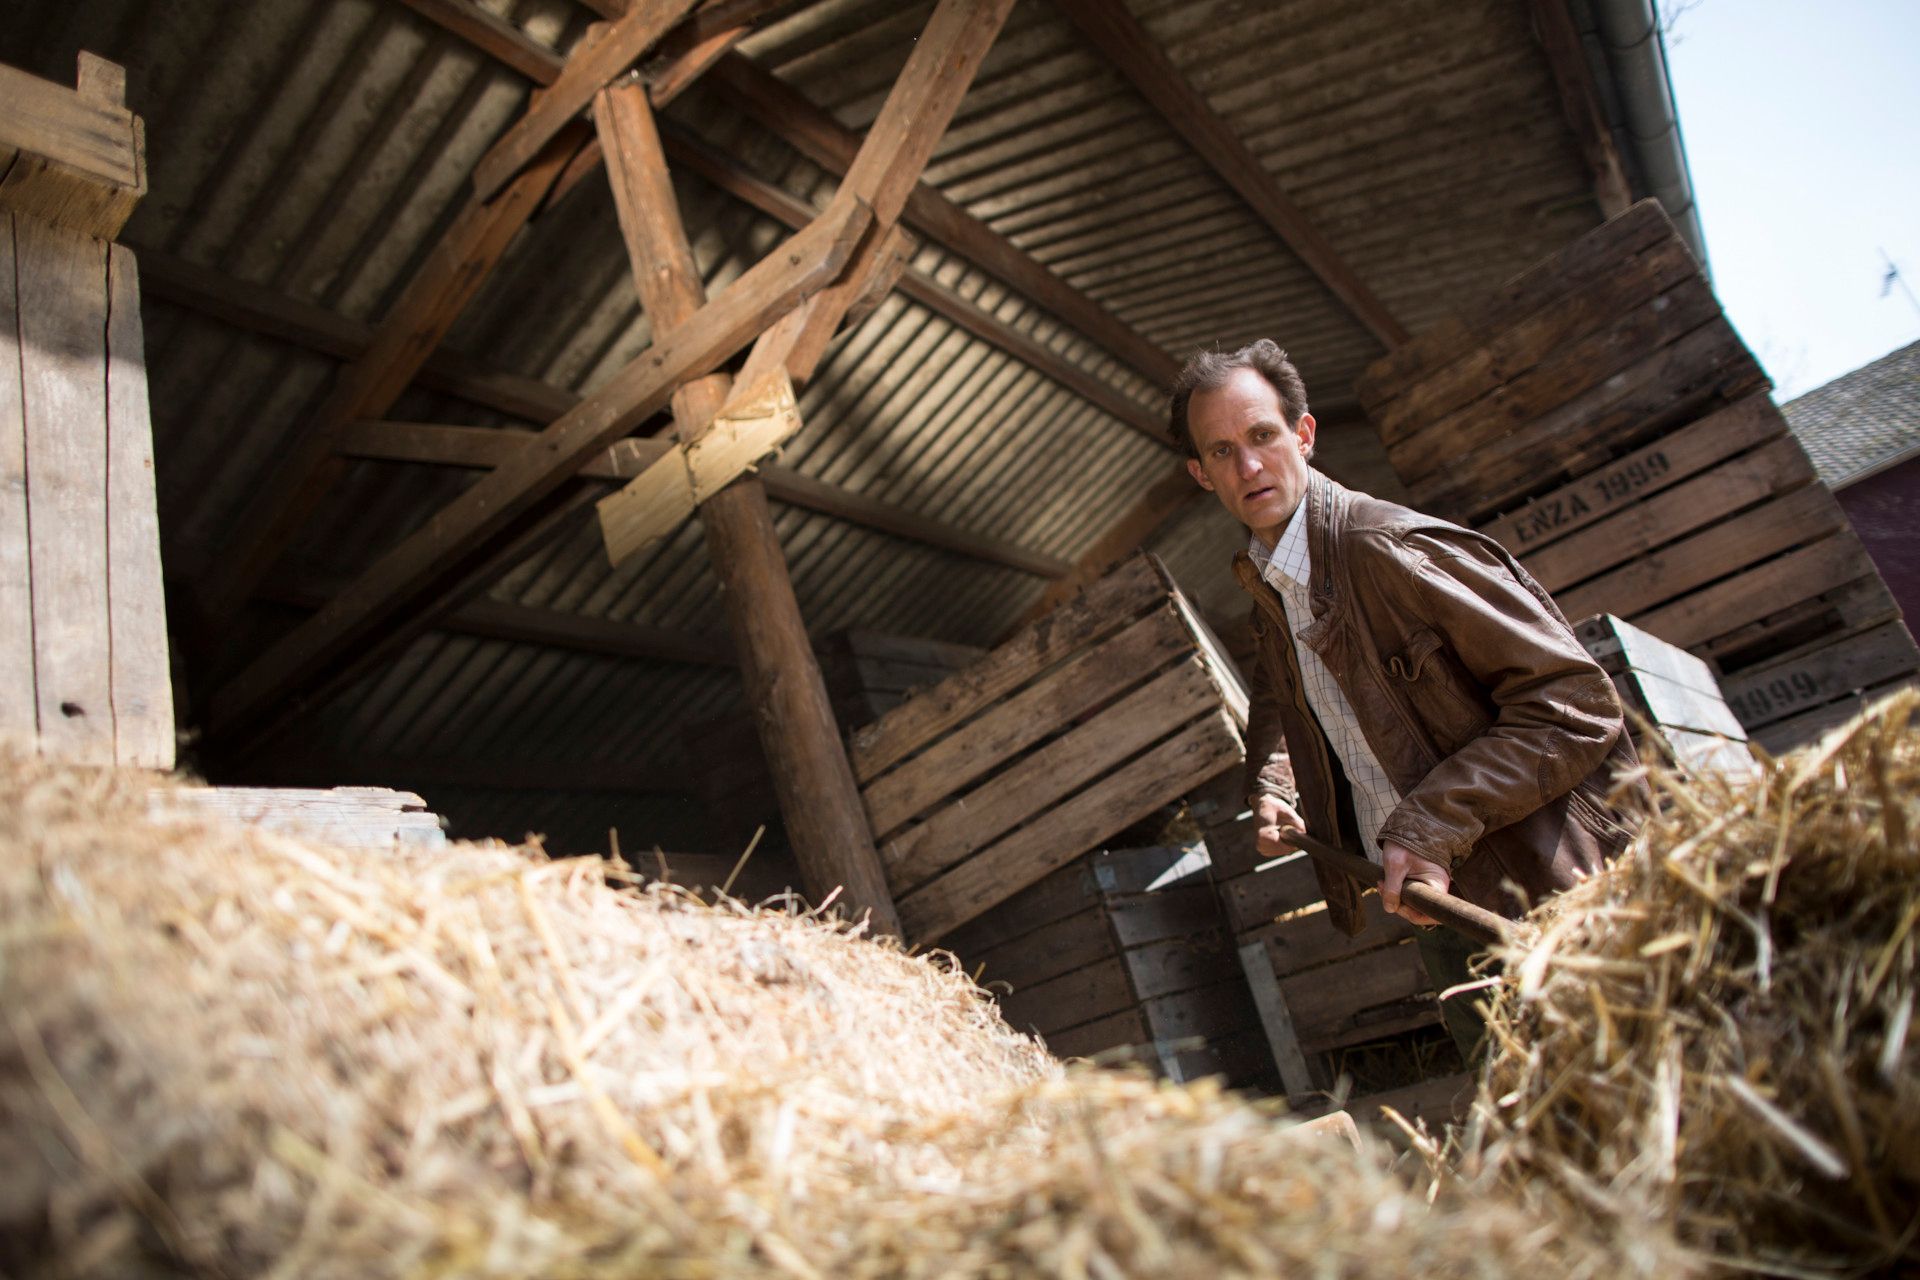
(1250, 497), (1312, 590)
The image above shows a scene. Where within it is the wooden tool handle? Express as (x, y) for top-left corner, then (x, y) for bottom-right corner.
(1277, 828), (1515, 947)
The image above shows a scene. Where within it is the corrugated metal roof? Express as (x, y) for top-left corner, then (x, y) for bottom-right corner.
(1, 0), (1608, 852)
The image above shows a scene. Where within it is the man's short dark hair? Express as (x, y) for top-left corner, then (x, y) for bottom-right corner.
(1167, 339), (1311, 458)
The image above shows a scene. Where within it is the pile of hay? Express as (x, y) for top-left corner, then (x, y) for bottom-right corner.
(0, 746), (1664, 1278)
(1466, 690), (1920, 1275)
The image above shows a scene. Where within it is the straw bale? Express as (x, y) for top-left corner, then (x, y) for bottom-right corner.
(1, 746), (1667, 1278)
(1465, 690), (1920, 1276)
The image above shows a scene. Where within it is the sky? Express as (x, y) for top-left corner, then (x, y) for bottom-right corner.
(1663, 0), (1920, 401)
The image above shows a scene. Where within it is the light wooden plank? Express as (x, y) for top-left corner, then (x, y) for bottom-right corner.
(103, 244), (173, 769)
(1480, 394), (1786, 555)
(0, 60), (144, 240)
(1577, 612), (1723, 697)
(0, 215), (33, 742)
(862, 605), (1196, 838)
(849, 555), (1165, 781)
(17, 216), (112, 763)
(1237, 938), (1317, 1098)
(881, 655), (1220, 893)
(898, 709), (1242, 944)
(1620, 666), (1747, 740)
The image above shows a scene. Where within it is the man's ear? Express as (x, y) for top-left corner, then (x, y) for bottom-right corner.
(1185, 457), (1213, 491)
(1294, 412), (1317, 459)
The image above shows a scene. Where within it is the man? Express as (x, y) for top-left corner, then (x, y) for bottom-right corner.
(1173, 339), (1643, 1052)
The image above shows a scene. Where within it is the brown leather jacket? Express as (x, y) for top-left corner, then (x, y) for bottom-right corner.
(1237, 471), (1644, 936)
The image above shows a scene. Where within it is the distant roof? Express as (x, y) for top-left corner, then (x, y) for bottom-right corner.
(1782, 338), (1920, 488)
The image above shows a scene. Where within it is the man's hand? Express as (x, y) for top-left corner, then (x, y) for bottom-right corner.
(1381, 840), (1450, 926)
(1252, 794), (1308, 863)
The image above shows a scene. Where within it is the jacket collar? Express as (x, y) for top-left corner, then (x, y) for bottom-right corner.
(1233, 469), (1342, 619)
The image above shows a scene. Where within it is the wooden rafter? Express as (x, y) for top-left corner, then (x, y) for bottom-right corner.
(202, 194), (871, 741)
(1050, 0), (1410, 349)
(1527, 0), (1633, 218)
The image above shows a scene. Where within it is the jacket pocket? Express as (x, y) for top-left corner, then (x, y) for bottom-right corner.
(1383, 628), (1484, 755)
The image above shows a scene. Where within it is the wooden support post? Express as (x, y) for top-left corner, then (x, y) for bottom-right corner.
(594, 74), (901, 933)
(1051, 0), (1409, 349)
(1528, 0), (1634, 218)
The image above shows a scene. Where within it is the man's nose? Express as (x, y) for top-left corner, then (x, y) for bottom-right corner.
(1235, 448), (1262, 479)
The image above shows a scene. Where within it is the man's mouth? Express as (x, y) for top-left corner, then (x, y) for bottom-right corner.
(1244, 485), (1275, 501)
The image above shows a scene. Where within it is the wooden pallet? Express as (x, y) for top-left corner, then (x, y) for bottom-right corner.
(940, 844), (1269, 1087)
(1357, 200), (1920, 752)
(1574, 613), (1755, 779)
(851, 554), (1248, 944)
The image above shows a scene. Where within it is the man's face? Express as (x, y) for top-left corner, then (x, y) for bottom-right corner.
(1185, 367), (1317, 546)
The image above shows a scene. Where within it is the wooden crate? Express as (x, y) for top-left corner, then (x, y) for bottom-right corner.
(941, 845), (1271, 1087)
(1, 134), (171, 768)
(851, 553), (1248, 945)
(1356, 199), (1920, 752)
(1574, 614), (1756, 779)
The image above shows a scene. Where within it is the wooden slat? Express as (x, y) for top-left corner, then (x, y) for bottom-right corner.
(863, 605), (1195, 838)
(968, 906), (1114, 992)
(1238, 938), (1317, 1097)
(1576, 613), (1721, 695)
(17, 216), (113, 763)
(1356, 200), (1675, 408)
(850, 554), (1164, 781)
(1722, 621), (1920, 731)
(1051, 0), (1407, 348)
(1044, 1007), (1151, 1060)
(708, 52), (1180, 387)
(1279, 939), (1436, 1052)
(897, 709), (1242, 944)
(1522, 436), (1816, 594)
(1628, 529), (1866, 652)
(1217, 853), (1325, 936)
(1349, 1071), (1474, 1133)
(998, 954), (1135, 1036)
(1751, 674), (1920, 755)
(1254, 897), (1414, 978)
(1104, 883), (1224, 948)
(198, 123), (589, 624)
(1139, 974), (1264, 1043)
(396, 0), (564, 82)
(1480, 394), (1786, 555)
(937, 859), (1097, 957)
(1123, 936), (1240, 1002)
(1372, 233), (1699, 446)
(1617, 667), (1747, 740)
(204, 196), (871, 741)
(471, 0), (701, 201)
(1554, 485), (1845, 626)
(103, 244), (173, 769)
(0, 216), (32, 742)
(0, 58), (144, 240)
(881, 656), (1219, 892)
(1416, 320), (1770, 522)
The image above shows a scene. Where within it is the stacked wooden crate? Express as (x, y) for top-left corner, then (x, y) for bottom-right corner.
(850, 553), (1248, 946)
(1355, 200), (1920, 753)
(1189, 771), (1463, 1107)
(1574, 613), (1755, 779)
(1, 56), (172, 770)
(940, 844), (1270, 1086)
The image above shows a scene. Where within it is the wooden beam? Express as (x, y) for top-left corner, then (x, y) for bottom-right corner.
(663, 127), (1168, 443)
(203, 191), (871, 742)
(1049, 0), (1409, 349)
(0, 54), (145, 240)
(471, 0), (702, 201)
(195, 121), (591, 625)
(137, 247), (578, 423)
(590, 74), (901, 933)
(709, 52), (1181, 386)
(1011, 464), (1203, 631)
(396, 0), (564, 83)
(1527, 0), (1633, 218)
(333, 419), (1072, 577)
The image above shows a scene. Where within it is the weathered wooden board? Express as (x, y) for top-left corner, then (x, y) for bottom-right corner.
(1632, 528), (1866, 650)
(969, 905), (1114, 992)
(152, 785), (446, 848)
(1722, 621), (1920, 731)
(1752, 675), (1920, 754)
(1701, 573), (1896, 673)
(1217, 851), (1323, 936)
(998, 954), (1134, 1035)
(17, 215), (113, 764)
(0, 215), (32, 743)
(1278, 939), (1437, 1052)
(1250, 896), (1415, 977)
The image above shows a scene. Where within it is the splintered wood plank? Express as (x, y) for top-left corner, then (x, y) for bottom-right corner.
(850, 555), (1165, 781)
(1631, 530), (1872, 652)
(0, 216), (32, 741)
(104, 244), (173, 769)
(1479, 394), (1786, 556)
(1554, 485), (1845, 626)
(880, 655), (1220, 894)
(17, 217), (112, 763)
(863, 605), (1195, 839)
(1370, 234), (1700, 445)
(1520, 436), (1816, 594)
(1356, 200), (1676, 409)
(205, 196), (870, 742)
(897, 709), (1242, 944)
(472, 0), (702, 201)
(1721, 620), (1920, 730)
